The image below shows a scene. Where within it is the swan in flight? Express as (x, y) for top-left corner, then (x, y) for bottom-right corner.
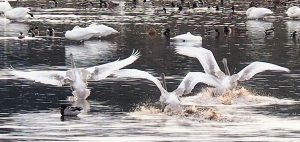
(171, 32), (202, 43)
(0, 0), (12, 13)
(87, 23), (119, 38)
(113, 69), (220, 112)
(246, 7), (273, 19)
(11, 50), (140, 100)
(5, 7), (34, 20)
(286, 6), (300, 18)
(175, 46), (290, 96)
(65, 25), (98, 43)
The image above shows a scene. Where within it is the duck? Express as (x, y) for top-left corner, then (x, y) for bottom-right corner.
(18, 32), (25, 39)
(265, 28), (274, 36)
(5, 7), (34, 20)
(60, 104), (82, 116)
(0, 0), (12, 13)
(47, 28), (55, 36)
(171, 32), (202, 43)
(28, 26), (39, 36)
(11, 50), (140, 100)
(49, 0), (58, 8)
(286, 6), (300, 18)
(65, 25), (98, 43)
(162, 27), (170, 37)
(246, 7), (273, 19)
(175, 46), (290, 96)
(291, 31), (298, 38)
(87, 23), (119, 38)
(113, 69), (219, 112)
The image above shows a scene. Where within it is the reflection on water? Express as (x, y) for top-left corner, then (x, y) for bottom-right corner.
(246, 20), (273, 42)
(0, 0), (300, 141)
(65, 40), (117, 65)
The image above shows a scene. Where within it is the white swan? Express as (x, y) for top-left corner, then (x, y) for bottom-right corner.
(0, 0), (12, 13)
(87, 23), (119, 38)
(175, 46), (290, 96)
(171, 32), (202, 43)
(113, 69), (220, 111)
(246, 7), (273, 19)
(5, 7), (33, 20)
(65, 26), (98, 42)
(11, 50), (140, 100)
(286, 6), (300, 18)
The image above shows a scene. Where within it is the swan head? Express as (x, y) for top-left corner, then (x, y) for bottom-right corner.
(159, 93), (181, 112)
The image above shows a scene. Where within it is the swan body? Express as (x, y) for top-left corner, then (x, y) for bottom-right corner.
(11, 50), (140, 100)
(87, 23), (119, 38)
(0, 0), (12, 13)
(286, 6), (300, 18)
(171, 32), (202, 42)
(176, 46), (290, 96)
(65, 26), (98, 41)
(5, 7), (33, 20)
(113, 69), (220, 111)
(246, 7), (273, 19)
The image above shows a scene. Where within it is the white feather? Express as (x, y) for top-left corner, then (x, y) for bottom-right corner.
(246, 7), (273, 19)
(174, 72), (221, 95)
(12, 70), (67, 86)
(171, 32), (202, 42)
(237, 62), (290, 81)
(0, 0), (12, 13)
(87, 23), (119, 38)
(65, 26), (98, 41)
(86, 50), (140, 80)
(5, 7), (31, 20)
(175, 46), (221, 76)
(286, 6), (300, 18)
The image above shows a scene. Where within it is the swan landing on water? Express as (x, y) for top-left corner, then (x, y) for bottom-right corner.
(11, 50), (140, 100)
(175, 46), (290, 96)
(113, 69), (220, 112)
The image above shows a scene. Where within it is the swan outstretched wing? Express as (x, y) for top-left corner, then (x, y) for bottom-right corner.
(173, 72), (221, 96)
(11, 70), (67, 86)
(86, 50), (141, 80)
(112, 69), (167, 95)
(237, 62), (290, 81)
(175, 46), (222, 76)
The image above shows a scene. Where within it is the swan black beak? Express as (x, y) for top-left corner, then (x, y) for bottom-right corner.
(27, 12), (34, 17)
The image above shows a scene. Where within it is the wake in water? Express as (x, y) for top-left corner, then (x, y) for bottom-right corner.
(130, 87), (297, 122)
(181, 87), (295, 106)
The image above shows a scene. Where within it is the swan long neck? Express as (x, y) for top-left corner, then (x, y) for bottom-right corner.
(70, 54), (78, 81)
(222, 58), (230, 76)
(161, 73), (168, 92)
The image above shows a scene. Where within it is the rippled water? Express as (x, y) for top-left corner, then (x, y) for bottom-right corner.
(0, 0), (300, 141)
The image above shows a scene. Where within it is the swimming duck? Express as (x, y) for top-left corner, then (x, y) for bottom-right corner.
(60, 104), (82, 116)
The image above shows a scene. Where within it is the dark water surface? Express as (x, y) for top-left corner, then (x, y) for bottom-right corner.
(0, 0), (299, 141)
